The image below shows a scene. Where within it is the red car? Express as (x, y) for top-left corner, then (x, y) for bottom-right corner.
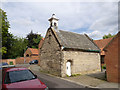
(2, 67), (48, 89)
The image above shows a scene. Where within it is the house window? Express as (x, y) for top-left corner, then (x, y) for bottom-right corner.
(26, 54), (29, 57)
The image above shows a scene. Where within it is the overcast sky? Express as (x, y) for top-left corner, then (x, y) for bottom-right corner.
(1, 0), (119, 40)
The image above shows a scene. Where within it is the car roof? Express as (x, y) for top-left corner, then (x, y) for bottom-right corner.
(3, 67), (28, 72)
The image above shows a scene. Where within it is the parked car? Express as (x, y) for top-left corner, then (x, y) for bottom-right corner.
(1, 62), (8, 66)
(29, 60), (38, 65)
(0, 62), (15, 69)
(2, 67), (48, 89)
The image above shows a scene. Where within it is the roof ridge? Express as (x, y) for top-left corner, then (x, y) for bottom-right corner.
(94, 37), (113, 41)
(29, 48), (38, 50)
(59, 30), (84, 36)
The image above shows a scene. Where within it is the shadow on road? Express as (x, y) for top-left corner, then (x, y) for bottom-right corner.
(87, 71), (107, 81)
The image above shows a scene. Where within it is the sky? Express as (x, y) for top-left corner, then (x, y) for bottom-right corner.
(1, 0), (119, 40)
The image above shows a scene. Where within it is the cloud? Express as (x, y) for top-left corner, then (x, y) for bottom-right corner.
(1, 1), (118, 39)
(2, 0), (119, 2)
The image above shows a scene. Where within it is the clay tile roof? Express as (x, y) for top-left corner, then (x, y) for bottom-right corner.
(29, 48), (38, 55)
(38, 38), (44, 49)
(55, 30), (100, 51)
(94, 38), (113, 50)
(93, 38), (113, 55)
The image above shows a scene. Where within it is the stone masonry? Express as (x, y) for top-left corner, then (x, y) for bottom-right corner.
(40, 29), (62, 76)
(61, 51), (101, 77)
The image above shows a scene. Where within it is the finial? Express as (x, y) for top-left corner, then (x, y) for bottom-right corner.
(52, 14), (56, 18)
(52, 14), (55, 16)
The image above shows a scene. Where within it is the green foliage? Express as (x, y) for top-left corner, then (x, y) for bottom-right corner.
(2, 47), (7, 55)
(66, 74), (81, 77)
(0, 8), (13, 59)
(0, 8), (10, 46)
(7, 36), (28, 59)
(10, 61), (13, 65)
(103, 33), (115, 39)
(102, 64), (106, 69)
(26, 30), (42, 48)
(71, 74), (81, 77)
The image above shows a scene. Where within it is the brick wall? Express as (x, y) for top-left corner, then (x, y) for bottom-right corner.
(16, 57), (24, 64)
(16, 57), (39, 64)
(2, 59), (16, 65)
(104, 34), (120, 83)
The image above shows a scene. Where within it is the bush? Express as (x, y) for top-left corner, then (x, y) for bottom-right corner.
(102, 64), (106, 69)
(71, 74), (81, 77)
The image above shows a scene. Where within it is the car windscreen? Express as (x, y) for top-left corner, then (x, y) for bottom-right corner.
(4, 70), (36, 84)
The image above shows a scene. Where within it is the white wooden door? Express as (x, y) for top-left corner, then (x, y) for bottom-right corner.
(66, 62), (71, 76)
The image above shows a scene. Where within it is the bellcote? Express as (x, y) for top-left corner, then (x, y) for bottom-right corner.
(48, 14), (59, 30)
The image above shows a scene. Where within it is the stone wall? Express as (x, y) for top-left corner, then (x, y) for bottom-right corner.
(40, 29), (62, 76)
(61, 51), (101, 77)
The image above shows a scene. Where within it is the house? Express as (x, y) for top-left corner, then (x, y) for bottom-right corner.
(103, 31), (120, 83)
(94, 38), (113, 66)
(39, 14), (101, 77)
(23, 48), (39, 63)
(38, 38), (44, 65)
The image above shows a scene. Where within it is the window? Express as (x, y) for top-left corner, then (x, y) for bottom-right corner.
(26, 54), (29, 57)
(4, 70), (36, 84)
(54, 22), (57, 26)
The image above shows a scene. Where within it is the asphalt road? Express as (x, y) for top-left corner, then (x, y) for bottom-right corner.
(29, 66), (100, 90)
(33, 70), (84, 88)
(15, 64), (100, 90)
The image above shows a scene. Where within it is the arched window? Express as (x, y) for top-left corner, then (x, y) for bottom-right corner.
(54, 22), (57, 26)
(26, 54), (29, 57)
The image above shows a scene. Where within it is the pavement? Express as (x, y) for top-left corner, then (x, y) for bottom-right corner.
(29, 64), (120, 89)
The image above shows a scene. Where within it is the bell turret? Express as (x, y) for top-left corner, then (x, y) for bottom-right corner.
(48, 14), (59, 30)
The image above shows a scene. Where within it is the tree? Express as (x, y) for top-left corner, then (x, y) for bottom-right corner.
(0, 8), (13, 58)
(7, 36), (28, 58)
(103, 33), (115, 39)
(26, 30), (42, 48)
